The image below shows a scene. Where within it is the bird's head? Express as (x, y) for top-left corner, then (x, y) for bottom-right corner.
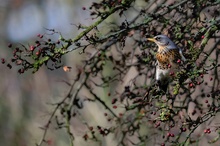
(147, 35), (177, 51)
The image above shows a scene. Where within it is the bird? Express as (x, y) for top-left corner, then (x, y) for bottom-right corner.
(147, 34), (186, 92)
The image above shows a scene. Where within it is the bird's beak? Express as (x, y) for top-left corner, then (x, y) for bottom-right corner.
(147, 38), (156, 42)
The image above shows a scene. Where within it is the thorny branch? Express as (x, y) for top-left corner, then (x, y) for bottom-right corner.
(3, 0), (220, 146)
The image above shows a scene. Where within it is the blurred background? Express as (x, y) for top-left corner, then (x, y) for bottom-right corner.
(0, 0), (96, 145)
(1, 0), (220, 146)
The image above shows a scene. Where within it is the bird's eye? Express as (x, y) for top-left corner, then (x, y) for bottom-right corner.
(155, 37), (161, 41)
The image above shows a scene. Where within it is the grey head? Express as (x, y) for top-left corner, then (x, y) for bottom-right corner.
(147, 35), (177, 50)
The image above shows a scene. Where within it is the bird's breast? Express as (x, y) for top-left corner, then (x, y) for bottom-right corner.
(156, 49), (181, 68)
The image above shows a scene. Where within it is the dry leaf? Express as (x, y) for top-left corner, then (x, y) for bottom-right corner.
(63, 66), (72, 72)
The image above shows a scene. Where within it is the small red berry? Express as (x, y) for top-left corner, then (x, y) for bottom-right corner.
(30, 45), (35, 51)
(36, 51), (41, 56)
(89, 126), (93, 131)
(169, 71), (174, 76)
(119, 113), (123, 117)
(113, 105), (117, 109)
(46, 139), (53, 145)
(12, 49), (17, 55)
(1, 58), (5, 64)
(201, 35), (205, 39)
(83, 134), (88, 141)
(181, 127), (186, 132)
(204, 128), (211, 134)
(192, 110), (196, 115)
(177, 59), (181, 63)
(189, 83), (194, 88)
(8, 43), (12, 48)
(111, 98), (117, 104)
(18, 68), (24, 74)
(37, 34), (43, 38)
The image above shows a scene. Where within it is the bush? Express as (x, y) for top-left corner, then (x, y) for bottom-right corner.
(2, 0), (220, 146)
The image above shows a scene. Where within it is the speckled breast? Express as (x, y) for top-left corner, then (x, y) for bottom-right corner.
(156, 49), (181, 69)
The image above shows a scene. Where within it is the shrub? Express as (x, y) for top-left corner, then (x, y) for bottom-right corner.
(2, 0), (220, 146)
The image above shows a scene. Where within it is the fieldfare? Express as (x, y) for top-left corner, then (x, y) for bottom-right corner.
(147, 35), (186, 92)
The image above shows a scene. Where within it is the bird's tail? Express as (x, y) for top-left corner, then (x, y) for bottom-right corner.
(157, 79), (169, 93)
